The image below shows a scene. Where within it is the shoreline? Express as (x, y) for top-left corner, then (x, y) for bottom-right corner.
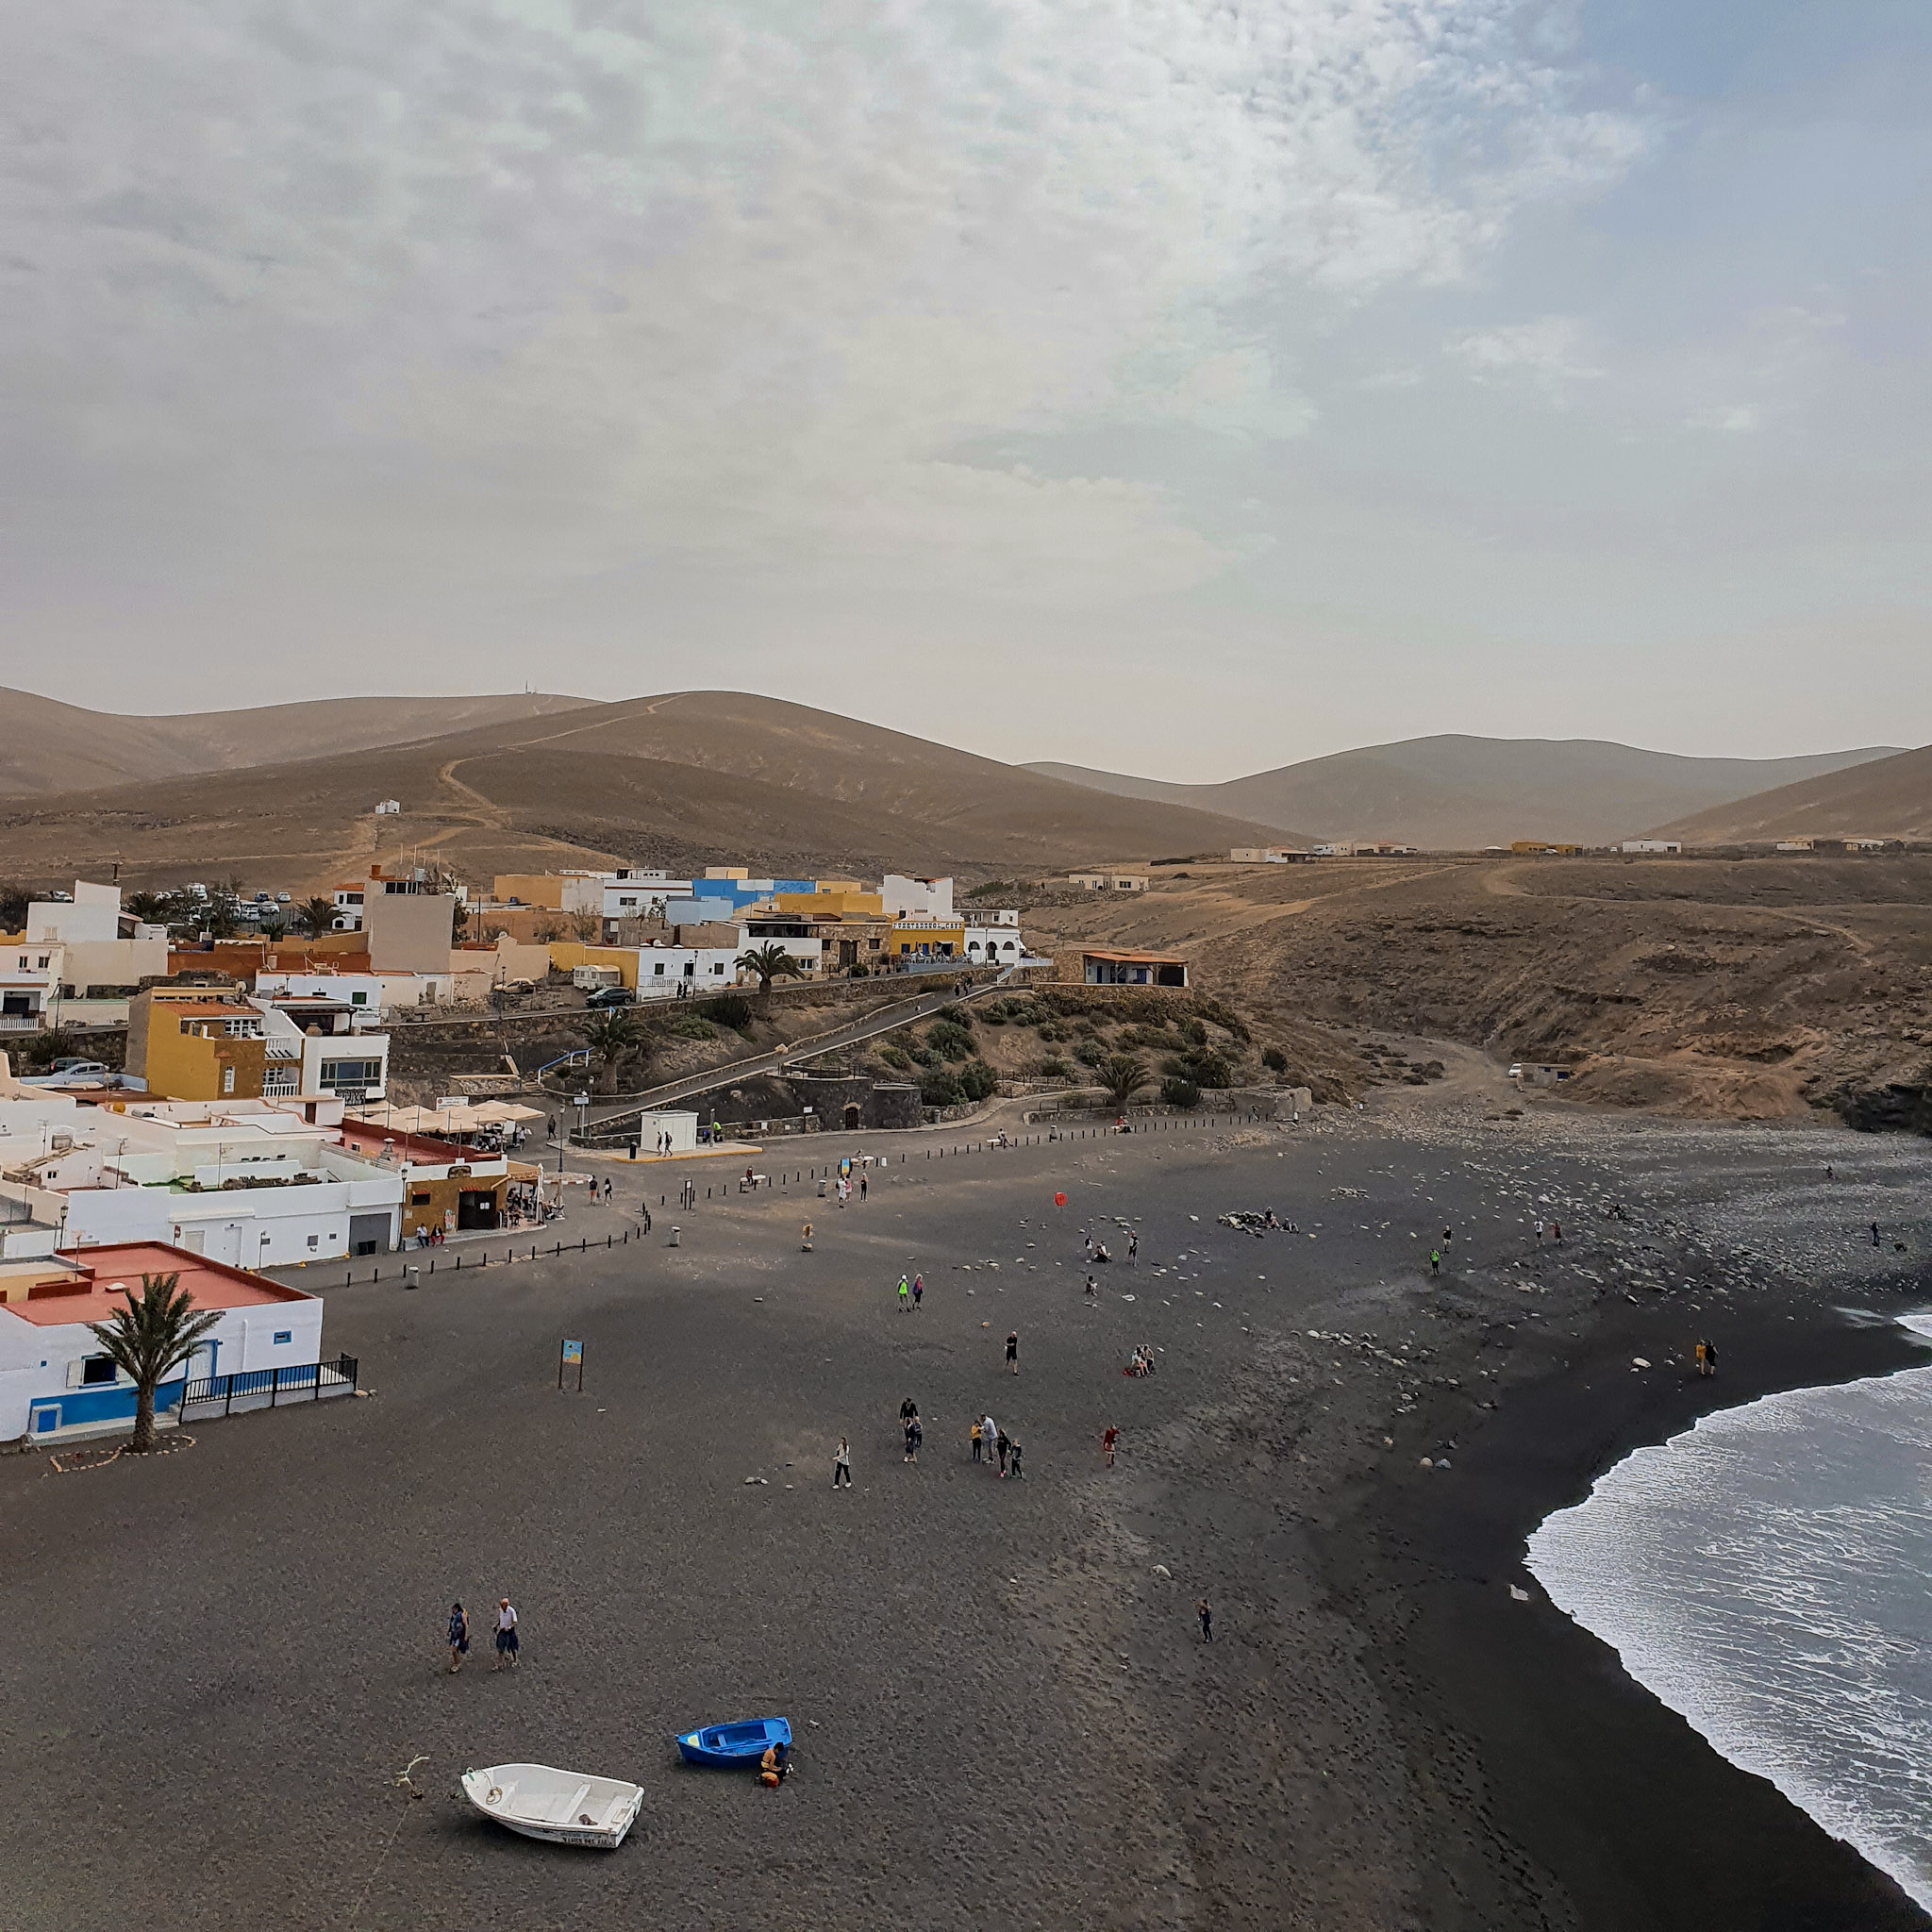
(1324, 1255), (1932, 1929)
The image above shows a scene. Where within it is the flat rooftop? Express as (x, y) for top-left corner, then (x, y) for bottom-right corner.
(3, 1242), (308, 1327)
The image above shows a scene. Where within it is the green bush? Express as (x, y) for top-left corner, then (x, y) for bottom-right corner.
(1161, 1074), (1201, 1108)
(1261, 1046), (1288, 1073)
(665, 1015), (716, 1041)
(1074, 1039), (1105, 1067)
(1181, 1017), (1208, 1046)
(920, 1066), (965, 1106)
(1037, 1056), (1071, 1078)
(877, 1044), (911, 1070)
(1187, 1049), (1236, 1088)
(704, 993), (754, 1032)
(927, 1020), (976, 1061)
(909, 1043), (937, 1067)
(965, 880), (1015, 899)
(958, 1060), (998, 1102)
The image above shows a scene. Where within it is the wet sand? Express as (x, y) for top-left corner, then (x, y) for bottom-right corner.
(3, 1107), (1929, 1929)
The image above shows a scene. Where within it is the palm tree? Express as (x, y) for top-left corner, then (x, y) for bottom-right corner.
(298, 895), (337, 937)
(124, 891), (171, 926)
(1097, 1052), (1150, 1112)
(86, 1272), (222, 1454)
(582, 1008), (645, 1091)
(736, 941), (803, 998)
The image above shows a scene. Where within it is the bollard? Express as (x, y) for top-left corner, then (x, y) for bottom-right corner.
(670, 1224), (681, 1247)
(403, 1264), (420, 1291)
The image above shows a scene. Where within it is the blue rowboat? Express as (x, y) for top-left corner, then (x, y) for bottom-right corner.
(676, 1716), (791, 1767)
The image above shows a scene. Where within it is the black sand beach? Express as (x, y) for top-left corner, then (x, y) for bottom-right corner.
(4, 1104), (1930, 1930)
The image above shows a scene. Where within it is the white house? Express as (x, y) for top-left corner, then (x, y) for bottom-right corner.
(0, 1109), (404, 1267)
(881, 874), (956, 920)
(0, 1241), (332, 1444)
(250, 991), (391, 1104)
(1621, 840), (1682, 855)
(602, 874), (692, 924)
(16, 880), (169, 1003)
(964, 924), (1025, 967)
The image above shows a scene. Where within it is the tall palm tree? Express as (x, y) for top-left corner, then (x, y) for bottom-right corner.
(582, 1008), (645, 1091)
(736, 941), (803, 998)
(298, 895), (337, 937)
(86, 1272), (222, 1454)
(1097, 1053), (1150, 1112)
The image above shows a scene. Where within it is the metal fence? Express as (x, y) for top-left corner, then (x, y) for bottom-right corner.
(180, 1354), (359, 1421)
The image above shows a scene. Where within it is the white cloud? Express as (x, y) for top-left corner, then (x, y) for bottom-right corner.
(2, 0), (1654, 605)
(1444, 315), (1606, 403)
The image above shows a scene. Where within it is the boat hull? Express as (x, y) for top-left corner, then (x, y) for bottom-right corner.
(676, 1716), (792, 1767)
(460, 1765), (643, 1849)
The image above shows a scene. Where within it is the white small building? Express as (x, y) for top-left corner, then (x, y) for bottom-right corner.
(964, 924), (1025, 967)
(0, 1241), (333, 1444)
(634, 1111), (700, 1156)
(881, 874), (957, 920)
(1621, 840), (1682, 855)
(1067, 871), (1150, 892)
(251, 991), (391, 1105)
(17, 880), (169, 1000)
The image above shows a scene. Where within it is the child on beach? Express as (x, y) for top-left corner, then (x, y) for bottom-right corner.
(447, 1602), (469, 1673)
(1102, 1424), (1119, 1467)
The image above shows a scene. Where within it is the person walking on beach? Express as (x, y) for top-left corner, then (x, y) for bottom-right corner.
(859, 1170), (868, 1201)
(1552, 1219), (1561, 1242)
(904, 1415), (922, 1462)
(1086, 1274), (1097, 1301)
(912, 1273), (923, 1308)
(446, 1601), (470, 1673)
(1429, 1248), (1441, 1277)
(1695, 1339), (1718, 1378)
(1873, 1222), (1882, 1247)
(1442, 1226), (1452, 1247)
(971, 1420), (983, 1463)
(1008, 1439), (1024, 1480)
(982, 1415), (997, 1469)
(833, 1438), (853, 1488)
(898, 1274), (910, 1311)
(996, 1428), (1010, 1477)
(1534, 1217), (1544, 1243)
(1102, 1424), (1120, 1468)
(1006, 1330), (1020, 1374)
(1197, 1598), (1212, 1641)
(1128, 1233), (1139, 1264)
(492, 1598), (519, 1671)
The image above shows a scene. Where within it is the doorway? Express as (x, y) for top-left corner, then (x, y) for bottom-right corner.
(842, 1104), (861, 1131)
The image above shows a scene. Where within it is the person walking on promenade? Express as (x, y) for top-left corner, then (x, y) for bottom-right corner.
(1007, 1330), (1020, 1374)
(912, 1273), (923, 1308)
(447, 1601), (470, 1674)
(492, 1598), (520, 1671)
(1197, 1598), (1212, 1642)
(1429, 1248), (1441, 1277)
(833, 1438), (853, 1488)
(1102, 1424), (1119, 1468)
(898, 1274), (911, 1312)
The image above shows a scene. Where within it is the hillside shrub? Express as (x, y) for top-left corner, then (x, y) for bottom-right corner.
(1161, 1074), (1200, 1108)
(1261, 1046), (1288, 1073)
(877, 1044), (911, 1070)
(958, 1060), (998, 1102)
(927, 1020), (976, 1061)
(1036, 1057), (1071, 1078)
(920, 1066), (965, 1106)
(665, 1015), (716, 1041)
(704, 993), (755, 1032)
(1074, 1039), (1105, 1067)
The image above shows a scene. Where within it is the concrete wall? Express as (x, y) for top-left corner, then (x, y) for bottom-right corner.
(365, 891), (457, 973)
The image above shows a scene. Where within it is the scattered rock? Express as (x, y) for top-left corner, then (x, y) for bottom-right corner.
(1509, 1584), (1531, 1602)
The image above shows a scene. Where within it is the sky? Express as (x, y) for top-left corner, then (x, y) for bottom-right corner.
(3, 0), (1928, 779)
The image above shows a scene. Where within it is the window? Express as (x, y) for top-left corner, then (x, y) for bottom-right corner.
(221, 1066), (236, 1095)
(37, 955), (50, 969)
(307, 1234), (320, 1249)
(81, 1356), (118, 1386)
(351, 991), (368, 1006)
(273, 1330), (291, 1345)
(410, 1190), (432, 1206)
(320, 1058), (383, 1087)
(653, 962), (665, 974)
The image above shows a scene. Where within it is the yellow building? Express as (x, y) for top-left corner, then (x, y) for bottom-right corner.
(889, 920), (967, 961)
(773, 889), (883, 919)
(126, 988), (268, 1101)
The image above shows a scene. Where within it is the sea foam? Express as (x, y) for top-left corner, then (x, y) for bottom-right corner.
(1526, 1320), (1932, 1909)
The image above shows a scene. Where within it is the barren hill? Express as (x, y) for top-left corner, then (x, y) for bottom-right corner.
(0, 688), (596, 798)
(1652, 743), (1932, 844)
(0, 691), (1294, 891)
(1027, 736), (1904, 849)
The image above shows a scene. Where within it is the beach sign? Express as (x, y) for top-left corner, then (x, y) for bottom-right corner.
(558, 1339), (585, 1391)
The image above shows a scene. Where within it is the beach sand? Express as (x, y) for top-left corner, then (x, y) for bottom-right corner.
(2, 1104), (1929, 1929)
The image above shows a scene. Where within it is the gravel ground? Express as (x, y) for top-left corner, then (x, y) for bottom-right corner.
(3, 1103), (1929, 1931)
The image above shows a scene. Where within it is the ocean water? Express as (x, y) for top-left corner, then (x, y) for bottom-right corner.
(1526, 1317), (1932, 1910)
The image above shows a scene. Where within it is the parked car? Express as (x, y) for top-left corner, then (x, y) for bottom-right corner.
(49, 1058), (108, 1076)
(584, 986), (637, 1010)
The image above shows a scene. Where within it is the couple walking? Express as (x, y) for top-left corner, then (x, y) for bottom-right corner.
(445, 1597), (519, 1672)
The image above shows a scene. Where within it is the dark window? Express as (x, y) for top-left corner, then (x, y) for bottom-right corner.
(409, 1191), (432, 1206)
(81, 1356), (117, 1386)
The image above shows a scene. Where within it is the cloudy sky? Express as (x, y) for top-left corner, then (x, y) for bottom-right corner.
(4, 0), (1927, 776)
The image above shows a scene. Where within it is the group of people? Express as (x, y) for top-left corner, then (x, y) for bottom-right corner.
(969, 1414), (1023, 1477)
(1124, 1345), (1158, 1377)
(444, 1597), (519, 1673)
(896, 1274), (924, 1309)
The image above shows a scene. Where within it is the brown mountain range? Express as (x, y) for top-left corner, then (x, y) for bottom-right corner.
(0, 688), (597, 798)
(0, 691), (1299, 891)
(1653, 742), (1932, 844)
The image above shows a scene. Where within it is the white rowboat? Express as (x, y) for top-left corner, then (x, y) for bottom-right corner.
(460, 1761), (644, 1848)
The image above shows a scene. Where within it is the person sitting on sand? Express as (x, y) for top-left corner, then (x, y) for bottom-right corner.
(759, 1740), (791, 1788)
(1093, 1243), (1110, 1264)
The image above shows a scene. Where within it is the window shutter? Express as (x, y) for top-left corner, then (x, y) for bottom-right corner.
(65, 1357), (85, 1390)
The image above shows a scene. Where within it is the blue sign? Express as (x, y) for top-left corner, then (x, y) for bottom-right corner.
(561, 1339), (583, 1363)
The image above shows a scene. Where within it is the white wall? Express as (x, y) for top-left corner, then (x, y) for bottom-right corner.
(881, 874), (955, 921)
(26, 881), (122, 945)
